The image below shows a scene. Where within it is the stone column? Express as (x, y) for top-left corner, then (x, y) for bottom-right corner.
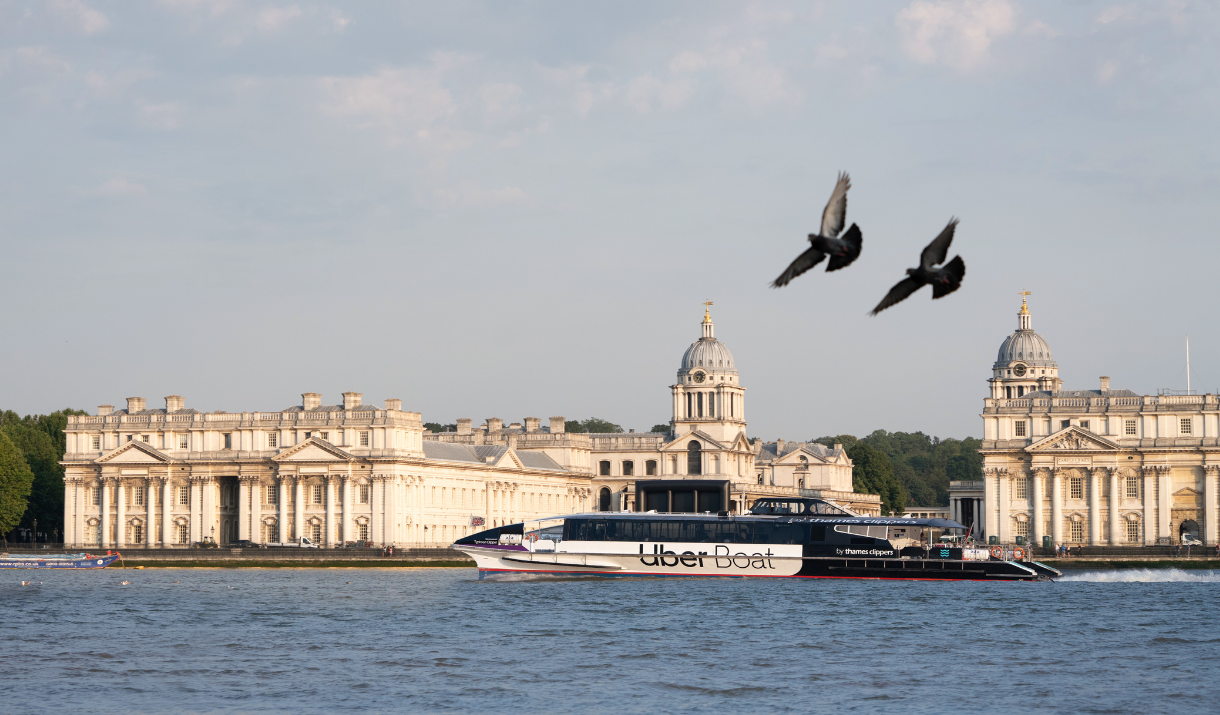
(190, 478), (202, 544)
(115, 479), (126, 548)
(370, 476), (383, 546)
(1050, 469), (1063, 547)
(101, 478), (112, 547)
(325, 476), (336, 547)
(294, 479), (304, 542)
(340, 476), (351, 545)
(277, 476), (288, 542)
(984, 468), (999, 544)
(238, 478), (250, 541)
(1089, 467), (1103, 545)
(416, 477), (425, 544)
(1157, 467), (1172, 542)
(1109, 468), (1121, 545)
(1031, 468), (1045, 547)
(146, 476), (156, 548)
(249, 478), (261, 543)
(63, 478), (74, 547)
(1205, 466), (1219, 547)
(1142, 466), (1156, 544)
(161, 478), (172, 547)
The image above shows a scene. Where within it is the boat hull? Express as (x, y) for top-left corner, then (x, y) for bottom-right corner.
(0, 554), (122, 569)
(454, 545), (1045, 581)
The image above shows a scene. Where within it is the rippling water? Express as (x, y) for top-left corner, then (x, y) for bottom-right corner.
(5, 567), (1219, 713)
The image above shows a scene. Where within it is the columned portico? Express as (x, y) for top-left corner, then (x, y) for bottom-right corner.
(325, 476), (337, 547)
(238, 478), (250, 541)
(1031, 468), (1045, 547)
(277, 476), (288, 541)
(370, 476), (382, 545)
(293, 479), (304, 543)
(1141, 466), (1155, 545)
(161, 477), (172, 547)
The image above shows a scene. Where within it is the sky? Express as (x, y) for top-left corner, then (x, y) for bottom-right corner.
(1, 0), (1218, 441)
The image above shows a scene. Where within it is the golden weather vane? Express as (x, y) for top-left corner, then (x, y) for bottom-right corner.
(1018, 290), (1031, 314)
(703, 299), (714, 322)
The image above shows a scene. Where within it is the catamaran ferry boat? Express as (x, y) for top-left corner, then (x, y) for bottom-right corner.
(0, 552), (122, 569)
(453, 496), (1060, 582)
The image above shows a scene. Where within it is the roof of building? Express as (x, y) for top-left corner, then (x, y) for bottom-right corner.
(281, 404), (379, 413)
(681, 337), (736, 374)
(996, 329), (1056, 367)
(421, 441), (565, 471)
(755, 441), (842, 464)
(112, 408), (202, 416)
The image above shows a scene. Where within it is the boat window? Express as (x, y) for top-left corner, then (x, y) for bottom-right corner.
(834, 525), (888, 539)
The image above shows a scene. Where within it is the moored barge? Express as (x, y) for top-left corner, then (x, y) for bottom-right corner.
(0, 552), (122, 569)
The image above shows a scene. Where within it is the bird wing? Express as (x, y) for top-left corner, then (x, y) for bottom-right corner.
(931, 255), (966, 298)
(920, 217), (959, 269)
(771, 246), (827, 288)
(819, 172), (851, 238)
(825, 223), (863, 272)
(869, 276), (924, 315)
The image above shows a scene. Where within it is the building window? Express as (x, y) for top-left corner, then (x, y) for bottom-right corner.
(1015, 521), (1028, 539)
(622, 461), (634, 477)
(1014, 421), (1026, 437)
(179, 486), (191, 506)
(127, 434), (133, 442)
(1126, 520), (1140, 543)
(177, 524), (189, 544)
(224, 433), (232, 450)
(599, 461), (610, 476)
(268, 433), (278, 448)
(687, 441), (702, 475)
(1070, 520), (1083, 542)
(313, 485), (323, 504)
(133, 487), (145, 506)
(91, 435), (101, 450)
(1181, 418), (1192, 435)
(319, 432), (329, 441)
(359, 485), (370, 504)
(1016, 478), (1028, 499)
(646, 460), (657, 476)
(1079, 421), (1089, 430)
(92, 486), (102, 505)
(132, 523), (144, 544)
(359, 523), (369, 541)
(1060, 420), (1070, 429)
(311, 524), (322, 542)
(267, 486), (278, 505)
(757, 475), (764, 485)
(179, 435), (189, 450)
(1125, 476), (1140, 499)
(1125, 420), (1137, 436)
(1070, 477), (1083, 500)
(359, 431), (370, 447)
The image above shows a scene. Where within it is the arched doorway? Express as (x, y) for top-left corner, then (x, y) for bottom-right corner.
(1180, 520), (1200, 543)
(598, 487), (611, 512)
(687, 441), (702, 475)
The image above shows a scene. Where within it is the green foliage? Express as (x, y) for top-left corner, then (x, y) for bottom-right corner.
(0, 430), (35, 535)
(816, 430), (982, 508)
(564, 418), (623, 434)
(650, 424), (670, 433)
(423, 422), (457, 433)
(0, 408), (87, 537)
(815, 434), (905, 515)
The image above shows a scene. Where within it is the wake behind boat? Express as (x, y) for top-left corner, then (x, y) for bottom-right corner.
(0, 552), (122, 569)
(453, 496), (1059, 582)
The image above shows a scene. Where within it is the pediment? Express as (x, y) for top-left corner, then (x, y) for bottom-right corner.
(272, 437), (355, 463)
(1174, 487), (1202, 496)
(661, 430), (725, 451)
(492, 449), (524, 470)
(96, 440), (171, 464)
(1027, 427), (1121, 453)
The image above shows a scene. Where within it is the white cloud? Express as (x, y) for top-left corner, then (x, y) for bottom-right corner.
(94, 177), (147, 197)
(319, 63), (464, 149)
(49, 0), (109, 35)
(623, 72), (696, 113)
(1025, 20), (1060, 38)
(895, 0), (1017, 70)
(330, 9), (351, 32)
(1098, 59), (1120, 83)
(255, 5), (302, 32)
(433, 182), (529, 209)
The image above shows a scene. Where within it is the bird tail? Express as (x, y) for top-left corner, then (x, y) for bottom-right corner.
(932, 255), (966, 298)
(826, 224), (862, 272)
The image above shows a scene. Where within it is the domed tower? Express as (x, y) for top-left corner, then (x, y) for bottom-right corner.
(990, 293), (1061, 399)
(671, 303), (746, 443)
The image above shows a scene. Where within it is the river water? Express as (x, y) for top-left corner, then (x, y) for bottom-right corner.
(5, 567), (1219, 714)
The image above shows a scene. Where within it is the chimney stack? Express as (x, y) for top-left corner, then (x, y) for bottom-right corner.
(524, 417), (541, 433)
(777, 438), (786, 453)
(164, 395), (184, 412)
(487, 417), (503, 433)
(98, 404), (113, 416)
(1100, 376), (1111, 392)
(384, 398), (402, 411)
(549, 416), (566, 434)
(302, 392), (322, 410)
(342, 392), (363, 410)
(126, 397), (146, 413)
(457, 418), (472, 435)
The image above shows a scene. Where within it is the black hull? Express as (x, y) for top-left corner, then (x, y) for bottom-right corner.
(796, 557), (1045, 581)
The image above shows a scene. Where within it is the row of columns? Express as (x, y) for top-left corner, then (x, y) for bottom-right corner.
(950, 497), (984, 535)
(987, 465), (1219, 545)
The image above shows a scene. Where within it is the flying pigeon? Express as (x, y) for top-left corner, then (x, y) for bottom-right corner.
(771, 172), (863, 288)
(869, 218), (966, 316)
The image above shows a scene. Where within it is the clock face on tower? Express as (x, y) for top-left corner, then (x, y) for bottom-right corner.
(1013, 364), (1027, 377)
(692, 371), (706, 383)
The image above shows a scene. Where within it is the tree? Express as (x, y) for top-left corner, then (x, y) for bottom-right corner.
(650, 424), (670, 433)
(0, 408), (88, 540)
(565, 418), (623, 434)
(423, 422), (457, 433)
(813, 434), (905, 515)
(0, 430), (35, 539)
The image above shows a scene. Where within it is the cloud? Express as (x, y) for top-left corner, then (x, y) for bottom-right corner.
(330, 9), (351, 32)
(141, 102), (185, 128)
(433, 182), (529, 209)
(895, 0), (1017, 70)
(1096, 4), (1137, 25)
(93, 177), (147, 197)
(49, 0), (110, 35)
(255, 5), (302, 32)
(623, 72), (696, 113)
(1098, 59), (1120, 84)
(319, 63), (465, 150)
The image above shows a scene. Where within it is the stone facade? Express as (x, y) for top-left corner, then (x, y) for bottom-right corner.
(953, 297), (1218, 547)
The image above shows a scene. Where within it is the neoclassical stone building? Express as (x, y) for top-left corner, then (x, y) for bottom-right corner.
(60, 307), (879, 549)
(958, 297), (1218, 547)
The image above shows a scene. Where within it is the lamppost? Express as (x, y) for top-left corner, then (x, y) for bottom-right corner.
(210, 525), (215, 546)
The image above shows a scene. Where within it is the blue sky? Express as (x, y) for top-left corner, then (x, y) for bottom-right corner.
(1, 1), (1217, 440)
